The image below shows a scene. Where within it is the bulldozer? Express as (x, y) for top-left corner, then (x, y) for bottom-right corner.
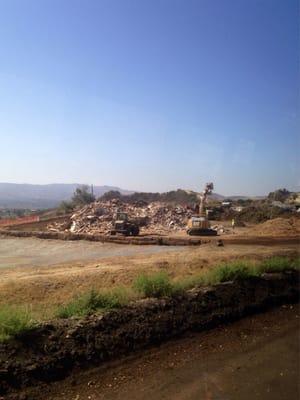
(110, 212), (140, 236)
(187, 182), (217, 236)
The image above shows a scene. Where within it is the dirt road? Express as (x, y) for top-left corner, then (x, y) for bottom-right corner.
(26, 305), (299, 400)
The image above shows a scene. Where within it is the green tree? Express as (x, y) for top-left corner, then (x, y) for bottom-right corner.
(58, 200), (75, 214)
(268, 188), (290, 202)
(72, 185), (95, 206)
(101, 190), (122, 201)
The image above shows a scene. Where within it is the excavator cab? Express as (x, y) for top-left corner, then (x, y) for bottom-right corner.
(187, 216), (217, 235)
(111, 212), (140, 236)
(116, 212), (128, 222)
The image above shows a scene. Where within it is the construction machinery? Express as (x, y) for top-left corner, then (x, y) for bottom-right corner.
(110, 212), (140, 236)
(187, 183), (217, 236)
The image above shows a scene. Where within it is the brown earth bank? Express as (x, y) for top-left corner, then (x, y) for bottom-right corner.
(0, 270), (299, 397)
(26, 304), (300, 400)
(247, 217), (300, 236)
(0, 229), (203, 246)
(1, 229), (300, 247)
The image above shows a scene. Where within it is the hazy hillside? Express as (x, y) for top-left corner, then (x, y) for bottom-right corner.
(0, 183), (133, 209)
(0, 183), (268, 209)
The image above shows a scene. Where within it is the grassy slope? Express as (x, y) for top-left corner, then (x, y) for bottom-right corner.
(0, 256), (298, 342)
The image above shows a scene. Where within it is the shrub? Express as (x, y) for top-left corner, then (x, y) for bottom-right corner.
(172, 274), (206, 292)
(0, 306), (35, 342)
(204, 261), (256, 285)
(57, 288), (129, 318)
(259, 256), (295, 273)
(72, 185), (95, 206)
(133, 271), (174, 298)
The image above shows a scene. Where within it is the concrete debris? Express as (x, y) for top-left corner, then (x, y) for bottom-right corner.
(211, 224), (230, 234)
(47, 199), (194, 235)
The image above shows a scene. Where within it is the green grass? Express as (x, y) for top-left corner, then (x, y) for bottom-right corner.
(172, 274), (206, 292)
(133, 271), (175, 298)
(56, 287), (130, 319)
(204, 261), (258, 285)
(258, 256), (299, 273)
(0, 306), (35, 341)
(1, 256), (298, 340)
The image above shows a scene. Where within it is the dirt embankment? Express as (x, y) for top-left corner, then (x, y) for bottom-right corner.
(0, 229), (203, 246)
(29, 306), (300, 400)
(247, 217), (300, 237)
(1, 270), (299, 397)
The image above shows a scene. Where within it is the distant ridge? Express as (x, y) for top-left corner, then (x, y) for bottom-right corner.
(0, 183), (133, 209)
(0, 183), (267, 209)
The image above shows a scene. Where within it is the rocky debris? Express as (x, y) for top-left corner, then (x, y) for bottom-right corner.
(47, 200), (194, 235)
(211, 224), (230, 234)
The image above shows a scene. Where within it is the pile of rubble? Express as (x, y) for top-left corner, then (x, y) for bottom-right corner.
(47, 199), (194, 235)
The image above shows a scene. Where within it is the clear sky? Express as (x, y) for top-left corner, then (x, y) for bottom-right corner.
(0, 0), (298, 196)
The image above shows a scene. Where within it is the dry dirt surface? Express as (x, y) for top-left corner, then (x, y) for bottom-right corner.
(0, 235), (299, 318)
(23, 305), (300, 400)
(0, 236), (185, 269)
(247, 217), (300, 236)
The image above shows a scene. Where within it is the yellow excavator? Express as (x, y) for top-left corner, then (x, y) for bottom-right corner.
(187, 182), (217, 236)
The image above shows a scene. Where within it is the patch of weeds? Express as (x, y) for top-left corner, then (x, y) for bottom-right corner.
(258, 256), (296, 273)
(172, 274), (206, 292)
(56, 287), (129, 319)
(204, 261), (257, 284)
(0, 306), (35, 342)
(133, 271), (174, 298)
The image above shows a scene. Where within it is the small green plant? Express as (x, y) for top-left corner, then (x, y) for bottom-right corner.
(133, 271), (174, 298)
(0, 306), (35, 342)
(173, 274), (206, 292)
(204, 261), (257, 284)
(57, 288), (129, 318)
(259, 256), (295, 273)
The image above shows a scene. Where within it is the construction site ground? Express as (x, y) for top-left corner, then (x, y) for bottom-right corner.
(0, 228), (298, 319)
(15, 304), (300, 400)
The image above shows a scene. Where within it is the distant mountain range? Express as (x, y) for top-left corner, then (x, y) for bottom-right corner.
(0, 183), (133, 209)
(0, 183), (266, 209)
(185, 191), (265, 202)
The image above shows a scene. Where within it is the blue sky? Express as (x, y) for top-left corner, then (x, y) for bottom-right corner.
(0, 0), (298, 195)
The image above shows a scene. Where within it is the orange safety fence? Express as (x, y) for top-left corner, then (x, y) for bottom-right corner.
(0, 215), (40, 227)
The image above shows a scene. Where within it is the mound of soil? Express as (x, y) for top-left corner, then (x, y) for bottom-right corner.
(248, 217), (300, 236)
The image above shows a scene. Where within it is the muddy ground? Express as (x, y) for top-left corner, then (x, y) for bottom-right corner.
(17, 305), (300, 400)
